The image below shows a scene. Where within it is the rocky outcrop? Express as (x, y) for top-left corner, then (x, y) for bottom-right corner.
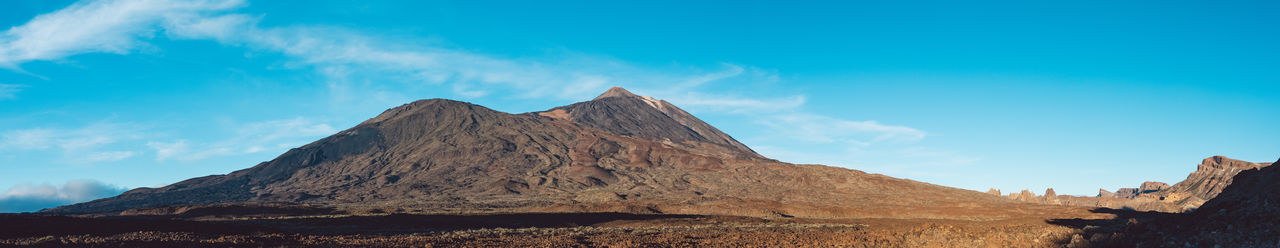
(1097, 189), (1115, 198)
(1110, 181), (1170, 199)
(1119, 155), (1280, 246)
(1175, 156), (1280, 244)
(1003, 156), (1272, 213)
(1113, 188), (1139, 199)
(1163, 156), (1267, 201)
(1138, 181), (1169, 194)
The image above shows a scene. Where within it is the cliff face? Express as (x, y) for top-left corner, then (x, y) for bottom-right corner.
(1164, 156), (1268, 201)
(1185, 156), (1280, 239)
(1131, 156), (1280, 246)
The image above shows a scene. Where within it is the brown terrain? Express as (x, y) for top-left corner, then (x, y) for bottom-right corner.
(4, 86), (1277, 247)
(998, 156), (1273, 213)
(1035, 156), (1280, 247)
(45, 87), (1040, 219)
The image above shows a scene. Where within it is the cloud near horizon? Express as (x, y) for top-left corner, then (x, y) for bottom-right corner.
(0, 179), (128, 213)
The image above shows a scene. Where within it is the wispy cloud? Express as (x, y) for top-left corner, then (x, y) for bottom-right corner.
(147, 117), (335, 161)
(0, 84), (25, 99)
(0, 0), (245, 67)
(0, 179), (128, 213)
(666, 92), (807, 113)
(0, 122), (143, 163)
(1, 0), (972, 174)
(758, 113), (926, 145)
(0, 0), (766, 104)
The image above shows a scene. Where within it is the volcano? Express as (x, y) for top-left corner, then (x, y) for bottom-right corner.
(49, 87), (1028, 218)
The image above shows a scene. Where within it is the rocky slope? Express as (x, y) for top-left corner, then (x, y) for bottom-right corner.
(542, 87), (758, 157)
(48, 87), (1039, 219)
(1160, 155), (1268, 202)
(1072, 155), (1280, 247)
(1169, 156), (1280, 245)
(997, 156), (1271, 212)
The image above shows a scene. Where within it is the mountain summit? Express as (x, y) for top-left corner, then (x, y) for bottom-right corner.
(545, 87), (757, 156)
(593, 86), (641, 100)
(49, 87), (1023, 218)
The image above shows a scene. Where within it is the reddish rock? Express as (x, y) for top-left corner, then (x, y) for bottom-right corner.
(1008, 156), (1273, 213)
(1137, 181), (1170, 194)
(1113, 188), (1140, 199)
(1097, 189), (1115, 198)
(1164, 156), (1270, 201)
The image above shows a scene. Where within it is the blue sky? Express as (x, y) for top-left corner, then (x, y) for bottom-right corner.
(1, 0), (1277, 212)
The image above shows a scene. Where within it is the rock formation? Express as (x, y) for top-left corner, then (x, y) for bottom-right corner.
(1163, 155), (1267, 201)
(1123, 155), (1280, 246)
(1113, 188), (1140, 199)
(1002, 156), (1272, 212)
(1137, 181), (1170, 194)
(1178, 156), (1280, 244)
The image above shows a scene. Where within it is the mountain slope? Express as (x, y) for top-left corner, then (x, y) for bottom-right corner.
(541, 87), (757, 157)
(1180, 156), (1280, 243)
(1000, 156), (1272, 212)
(1159, 155), (1269, 203)
(49, 88), (1037, 219)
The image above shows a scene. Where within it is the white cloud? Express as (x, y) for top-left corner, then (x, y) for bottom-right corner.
(0, 0), (786, 109)
(2, 0), (971, 175)
(146, 140), (188, 161)
(78, 151), (137, 163)
(675, 63), (745, 89)
(0, 84), (25, 99)
(667, 93), (807, 113)
(0, 179), (128, 213)
(0, 122), (144, 163)
(0, 0), (245, 67)
(235, 117), (336, 143)
(147, 117), (335, 161)
(1, 128), (56, 149)
(758, 113), (926, 144)
(743, 113), (976, 174)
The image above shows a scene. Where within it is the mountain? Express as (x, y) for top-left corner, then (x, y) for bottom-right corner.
(1159, 155), (1269, 203)
(48, 87), (1030, 218)
(1123, 155), (1280, 245)
(1178, 156), (1280, 243)
(541, 87), (758, 157)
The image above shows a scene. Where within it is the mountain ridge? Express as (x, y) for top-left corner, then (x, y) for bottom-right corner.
(48, 87), (1041, 219)
(997, 155), (1273, 212)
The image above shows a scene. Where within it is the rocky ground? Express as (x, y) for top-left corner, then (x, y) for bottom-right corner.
(2, 208), (1121, 248)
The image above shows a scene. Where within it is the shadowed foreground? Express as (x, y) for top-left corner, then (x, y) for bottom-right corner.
(2, 208), (1119, 247)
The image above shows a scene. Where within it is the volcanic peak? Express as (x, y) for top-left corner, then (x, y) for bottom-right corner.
(594, 86), (640, 100)
(593, 86), (663, 109)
